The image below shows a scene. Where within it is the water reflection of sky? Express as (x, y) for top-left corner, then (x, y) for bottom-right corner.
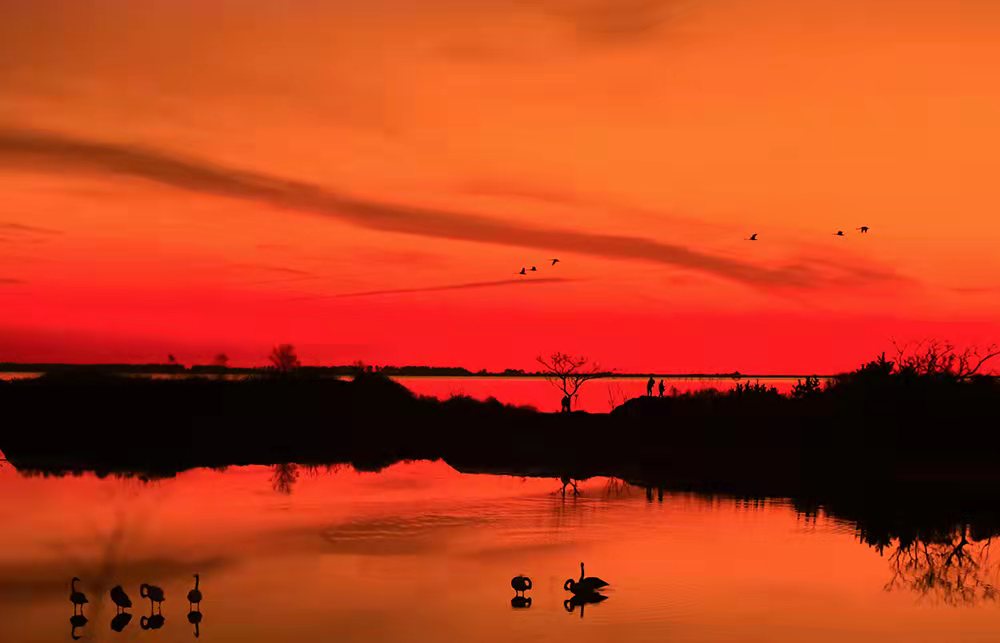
(0, 460), (998, 643)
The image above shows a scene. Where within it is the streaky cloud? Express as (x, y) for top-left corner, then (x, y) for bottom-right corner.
(0, 128), (898, 289)
(304, 277), (578, 300)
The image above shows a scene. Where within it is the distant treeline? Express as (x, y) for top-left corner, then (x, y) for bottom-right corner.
(0, 362), (815, 379)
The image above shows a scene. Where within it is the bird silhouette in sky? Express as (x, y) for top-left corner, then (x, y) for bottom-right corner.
(518, 267), (526, 275)
(746, 233), (758, 241)
(551, 258), (560, 266)
(834, 230), (845, 236)
(857, 226), (870, 233)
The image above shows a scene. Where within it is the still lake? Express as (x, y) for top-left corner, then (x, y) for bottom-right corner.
(0, 460), (997, 643)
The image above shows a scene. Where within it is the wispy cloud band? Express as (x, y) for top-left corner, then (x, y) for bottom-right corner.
(0, 129), (897, 289)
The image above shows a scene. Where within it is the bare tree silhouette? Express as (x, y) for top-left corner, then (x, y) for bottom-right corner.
(268, 344), (301, 374)
(536, 352), (606, 412)
(892, 340), (1000, 379)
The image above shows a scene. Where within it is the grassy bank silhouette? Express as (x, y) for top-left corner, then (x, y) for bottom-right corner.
(1, 348), (997, 493)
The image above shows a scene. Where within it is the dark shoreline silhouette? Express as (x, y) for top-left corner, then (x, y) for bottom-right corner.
(2, 358), (998, 501)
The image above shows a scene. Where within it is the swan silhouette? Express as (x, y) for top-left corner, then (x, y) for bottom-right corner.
(551, 258), (560, 265)
(110, 612), (133, 633)
(70, 614), (88, 640)
(510, 596), (532, 609)
(187, 574), (203, 609)
(69, 577), (88, 615)
(564, 562), (609, 594)
(510, 575), (532, 596)
(140, 583), (165, 612)
(188, 609), (203, 638)
(834, 230), (845, 236)
(857, 226), (869, 233)
(746, 233), (758, 241)
(110, 585), (132, 613)
(529, 266), (538, 272)
(519, 267), (526, 275)
(140, 614), (166, 630)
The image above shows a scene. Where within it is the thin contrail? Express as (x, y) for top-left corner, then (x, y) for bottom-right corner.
(299, 277), (578, 300)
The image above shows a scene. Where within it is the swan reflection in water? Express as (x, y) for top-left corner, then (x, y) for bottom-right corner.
(110, 612), (133, 633)
(188, 608), (204, 638)
(563, 592), (608, 618)
(510, 596), (533, 609)
(69, 614), (88, 640)
(141, 613), (166, 630)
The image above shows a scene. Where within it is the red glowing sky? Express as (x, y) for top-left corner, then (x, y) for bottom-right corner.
(1, 0), (998, 372)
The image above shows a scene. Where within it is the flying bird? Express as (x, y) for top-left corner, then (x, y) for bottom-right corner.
(518, 267), (526, 275)
(746, 233), (758, 241)
(857, 226), (870, 233)
(551, 258), (560, 266)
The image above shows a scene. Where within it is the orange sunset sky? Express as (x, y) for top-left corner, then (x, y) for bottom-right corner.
(1, 0), (998, 372)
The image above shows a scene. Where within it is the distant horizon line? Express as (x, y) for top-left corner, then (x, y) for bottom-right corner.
(0, 361), (837, 379)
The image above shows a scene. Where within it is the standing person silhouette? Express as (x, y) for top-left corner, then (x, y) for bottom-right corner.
(658, 379), (665, 397)
(646, 376), (655, 397)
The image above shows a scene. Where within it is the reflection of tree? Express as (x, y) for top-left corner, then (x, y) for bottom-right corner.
(882, 527), (999, 606)
(270, 463), (300, 495)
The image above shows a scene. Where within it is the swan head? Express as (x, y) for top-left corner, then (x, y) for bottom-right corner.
(72, 576), (80, 582)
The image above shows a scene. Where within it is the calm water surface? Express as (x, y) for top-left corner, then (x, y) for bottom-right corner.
(0, 459), (997, 642)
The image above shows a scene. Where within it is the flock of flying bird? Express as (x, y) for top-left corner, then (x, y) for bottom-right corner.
(518, 257), (560, 276)
(746, 225), (870, 241)
(69, 575), (204, 638)
(510, 562), (609, 616)
(518, 227), (871, 274)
